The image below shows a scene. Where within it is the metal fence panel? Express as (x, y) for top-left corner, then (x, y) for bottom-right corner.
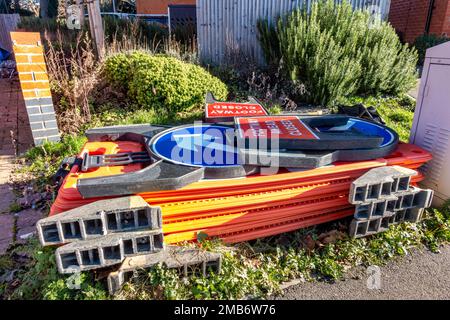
(197, 0), (391, 65)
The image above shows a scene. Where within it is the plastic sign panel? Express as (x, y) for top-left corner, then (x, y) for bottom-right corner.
(150, 124), (241, 168)
(236, 116), (319, 140)
(205, 102), (268, 122)
(236, 115), (398, 151)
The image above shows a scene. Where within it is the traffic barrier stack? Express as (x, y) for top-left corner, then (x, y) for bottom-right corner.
(44, 141), (432, 245)
(36, 130), (434, 294)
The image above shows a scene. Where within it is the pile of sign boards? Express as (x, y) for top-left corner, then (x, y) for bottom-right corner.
(35, 94), (434, 293)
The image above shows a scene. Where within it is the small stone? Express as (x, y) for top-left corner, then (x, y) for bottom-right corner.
(19, 231), (35, 240)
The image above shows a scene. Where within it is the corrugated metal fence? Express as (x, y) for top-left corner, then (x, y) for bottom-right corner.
(197, 0), (391, 65)
(0, 14), (20, 53)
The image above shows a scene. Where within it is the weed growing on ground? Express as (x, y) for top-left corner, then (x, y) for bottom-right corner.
(3, 239), (107, 300)
(8, 202), (22, 213)
(115, 207), (450, 300)
(17, 135), (87, 189)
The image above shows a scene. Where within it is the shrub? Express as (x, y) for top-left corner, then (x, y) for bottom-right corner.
(413, 34), (450, 65)
(104, 52), (228, 115)
(258, 0), (418, 107)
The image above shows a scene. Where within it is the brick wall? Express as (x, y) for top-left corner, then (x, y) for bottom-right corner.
(10, 32), (60, 146)
(389, 0), (450, 43)
(136, 0), (196, 15)
(430, 0), (450, 36)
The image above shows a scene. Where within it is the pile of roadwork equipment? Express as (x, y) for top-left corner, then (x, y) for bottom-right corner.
(36, 94), (434, 294)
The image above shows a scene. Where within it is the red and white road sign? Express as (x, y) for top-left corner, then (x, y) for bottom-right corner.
(206, 102), (268, 119)
(236, 116), (320, 140)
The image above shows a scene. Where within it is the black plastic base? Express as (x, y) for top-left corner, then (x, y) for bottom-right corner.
(240, 142), (399, 169)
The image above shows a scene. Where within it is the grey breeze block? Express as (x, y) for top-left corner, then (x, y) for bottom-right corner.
(353, 187), (434, 220)
(107, 245), (222, 295)
(349, 166), (418, 204)
(55, 229), (164, 274)
(37, 196), (162, 246)
(349, 208), (425, 238)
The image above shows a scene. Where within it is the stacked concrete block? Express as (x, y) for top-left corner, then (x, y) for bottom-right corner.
(107, 245), (223, 295)
(37, 196), (165, 273)
(38, 196), (223, 289)
(349, 166), (433, 238)
(36, 196), (162, 246)
(56, 230), (164, 273)
(349, 166), (416, 204)
(10, 32), (60, 145)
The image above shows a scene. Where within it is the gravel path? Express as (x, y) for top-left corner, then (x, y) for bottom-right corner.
(278, 245), (450, 300)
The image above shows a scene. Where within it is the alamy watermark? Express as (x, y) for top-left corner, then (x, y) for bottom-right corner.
(65, 265), (82, 290)
(366, 265), (381, 290)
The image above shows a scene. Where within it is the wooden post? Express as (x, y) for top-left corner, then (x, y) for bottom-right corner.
(86, 0), (105, 59)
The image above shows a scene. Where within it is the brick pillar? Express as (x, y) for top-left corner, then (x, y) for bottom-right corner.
(10, 32), (60, 145)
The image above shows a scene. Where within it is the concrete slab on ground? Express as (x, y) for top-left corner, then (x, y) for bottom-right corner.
(0, 78), (34, 156)
(0, 214), (14, 255)
(16, 208), (44, 242)
(0, 184), (15, 214)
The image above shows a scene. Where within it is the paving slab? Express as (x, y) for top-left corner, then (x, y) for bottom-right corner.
(0, 78), (34, 156)
(0, 214), (14, 254)
(0, 184), (15, 214)
(16, 208), (44, 243)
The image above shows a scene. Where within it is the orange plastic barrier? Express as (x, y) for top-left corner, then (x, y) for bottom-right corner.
(164, 206), (355, 244)
(163, 193), (350, 233)
(48, 139), (431, 244)
(49, 142), (431, 215)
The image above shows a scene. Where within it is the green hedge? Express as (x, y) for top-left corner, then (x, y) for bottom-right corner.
(258, 0), (418, 107)
(105, 52), (228, 115)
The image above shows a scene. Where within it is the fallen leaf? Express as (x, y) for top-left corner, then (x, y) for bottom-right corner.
(302, 235), (316, 252)
(318, 230), (347, 245)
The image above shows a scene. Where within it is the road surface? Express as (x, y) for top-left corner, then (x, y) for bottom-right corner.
(278, 245), (450, 300)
